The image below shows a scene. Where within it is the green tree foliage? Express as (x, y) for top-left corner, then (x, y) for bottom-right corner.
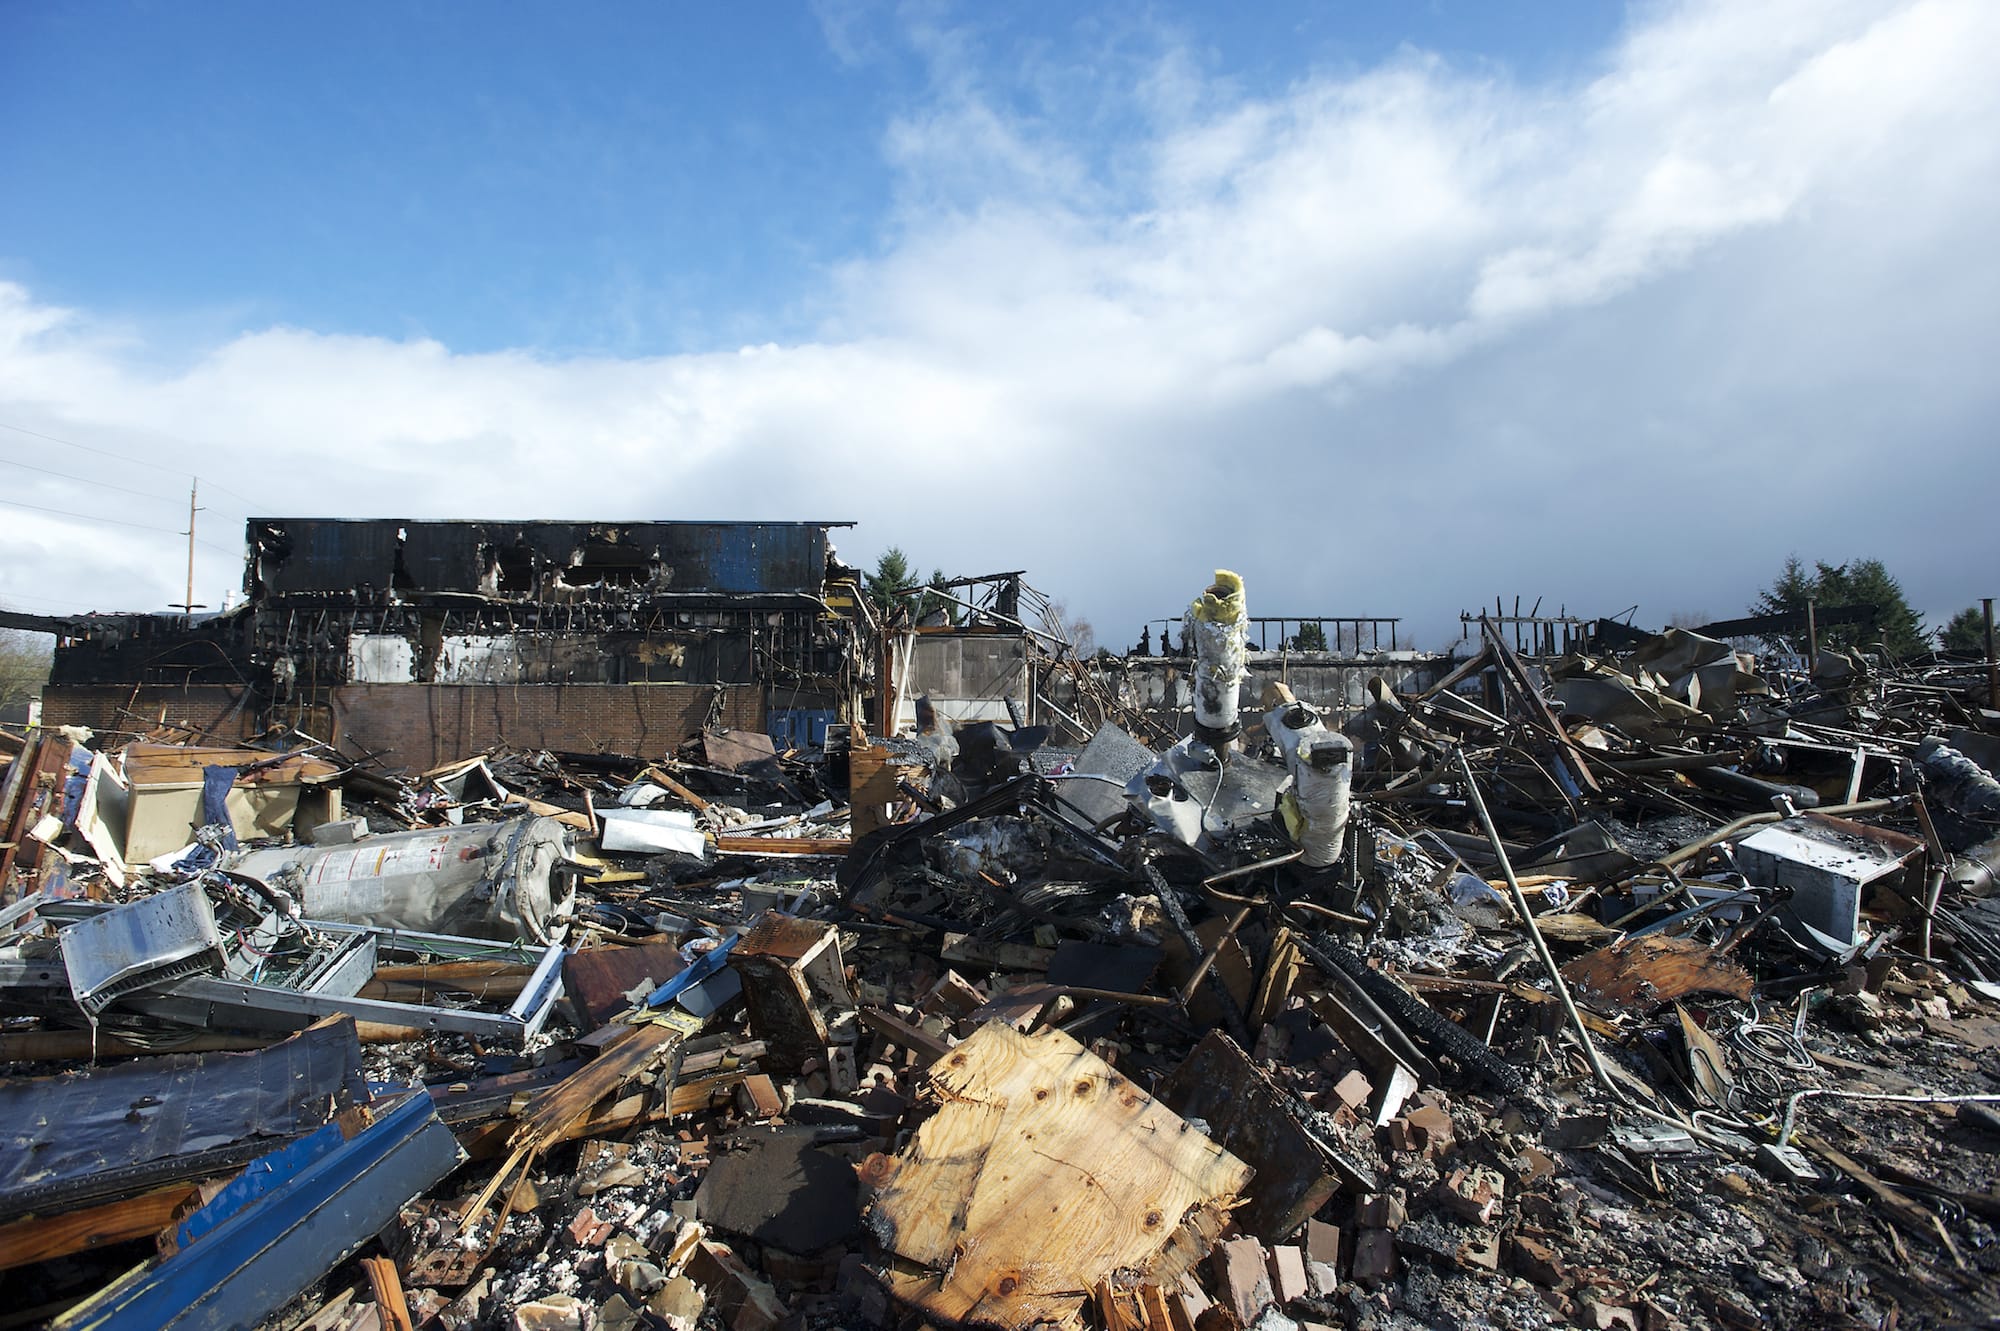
(915, 567), (962, 626)
(0, 627), (53, 717)
(1752, 556), (1928, 659)
(864, 550), (963, 625)
(1289, 622), (1329, 652)
(1941, 606), (1989, 654)
(864, 547), (913, 618)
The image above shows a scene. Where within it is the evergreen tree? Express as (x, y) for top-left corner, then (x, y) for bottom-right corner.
(864, 547), (913, 618)
(1941, 606), (1988, 654)
(915, 568), (962, 625)
(1751, 556), (1928, 659)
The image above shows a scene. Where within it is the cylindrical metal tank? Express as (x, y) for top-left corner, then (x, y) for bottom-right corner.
(229, 815), (577, 943)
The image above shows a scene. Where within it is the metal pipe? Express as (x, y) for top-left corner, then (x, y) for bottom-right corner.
(1203, 849), (1305, 887)
(1055, 985), (1176, 1008)
(1178, 903), (1253, 1005)
(1778, 1088), (2000, 1148)
(1453, 748), (1750, 1156)
(1986, 597), (1997, 709)
(1658, 797), (1902, 870)
(1284, 899), (1373, 928)
(1454, 748), (1618, 1093)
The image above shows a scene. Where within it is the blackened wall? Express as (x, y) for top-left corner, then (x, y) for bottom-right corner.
(330, 682), (767, 772)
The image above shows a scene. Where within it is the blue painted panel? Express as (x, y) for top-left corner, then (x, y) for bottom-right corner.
(62, 1088), (463, 1331)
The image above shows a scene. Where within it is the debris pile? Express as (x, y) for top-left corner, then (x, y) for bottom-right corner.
(4, 571), (2000, 1331)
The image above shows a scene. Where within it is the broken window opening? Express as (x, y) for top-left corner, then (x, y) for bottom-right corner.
(557, 542), (659, 590)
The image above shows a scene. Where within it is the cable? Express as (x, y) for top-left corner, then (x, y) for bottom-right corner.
(0, 494), (188, 535)
(0, 496), (236, 563)
(1778, 1089), (2000, 1147)
(0, 419), (191, 476)
(0, 418), (276, 511)
(0, 453), (180, 504)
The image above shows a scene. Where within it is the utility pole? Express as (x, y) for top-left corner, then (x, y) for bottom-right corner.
(172, 479), (206, 616)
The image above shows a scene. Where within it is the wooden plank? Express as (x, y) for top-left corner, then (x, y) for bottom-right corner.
(361, 1255), (415, 1331)
(0, 1182), (200, 1270)
(1798, 1133), (1963, 1265)
(0, 1020), (435, 1063)
(1250, 928), (1300, 1030)
(941, 933), (1054, 973)
(858, 1005), (953, 1067)
(1393, 972), (1623, 1039)
(848, 744), (898, 840)
(511, 1021), (686, 1148)
(0, 736), (67, 900)
(1480, 620), (1603, 796)
(359, 960), (534, 1004)
(640, 766), (712, 813)
(713, 835), (850, 856)
(861, 1021), (1251, 1331)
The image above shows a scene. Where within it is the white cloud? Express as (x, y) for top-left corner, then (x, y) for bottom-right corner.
(2, 0), (1996, 642)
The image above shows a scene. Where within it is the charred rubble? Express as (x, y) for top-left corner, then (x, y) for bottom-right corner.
(1, 568), (1999, 1331)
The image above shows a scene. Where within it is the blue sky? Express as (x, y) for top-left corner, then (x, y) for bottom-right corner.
(3, 2), (1623, 356)
(1, 1), (1995, 645)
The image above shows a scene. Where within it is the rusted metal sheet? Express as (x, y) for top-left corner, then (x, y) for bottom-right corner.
(1560, 935), (1754, 1013)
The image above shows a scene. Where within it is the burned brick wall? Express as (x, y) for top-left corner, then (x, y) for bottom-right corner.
(37, 684), (261, 743)
(330, 682), (766, 772)
(31, 520), (869, 753)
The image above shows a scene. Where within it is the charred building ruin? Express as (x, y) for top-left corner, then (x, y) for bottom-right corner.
(24, 519), (870, 770)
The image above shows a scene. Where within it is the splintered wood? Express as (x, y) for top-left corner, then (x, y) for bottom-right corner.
(860, 1021), (1251, 1331)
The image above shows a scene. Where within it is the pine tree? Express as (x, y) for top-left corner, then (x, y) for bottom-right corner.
(1290, 622), (1329, 652)
(1941, 606), (1988, 654)
(865, 547), (912, 618)
(1751, 556), (1928, 659)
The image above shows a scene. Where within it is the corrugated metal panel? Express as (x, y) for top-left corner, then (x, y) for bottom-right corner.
(255, 520), (402, 594)
(401, 524), (488, 592)
(250, 521), (842, 599)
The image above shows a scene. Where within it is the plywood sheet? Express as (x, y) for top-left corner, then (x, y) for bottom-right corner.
(862, 1021), (1250, 1330)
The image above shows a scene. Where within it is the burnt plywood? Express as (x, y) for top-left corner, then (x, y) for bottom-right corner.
(1160, 1030), (1367, 1240)
(861, 1021), (1250, 1331)
(563, 940), (689, 1029)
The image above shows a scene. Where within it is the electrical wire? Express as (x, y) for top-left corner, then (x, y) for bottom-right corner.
(0, 494), (238, 554)
(0, 418), (276, 511)
(0, 452), (181, 504)
(1778, 1089), (2000, 1147)
(0, 494), (188, 534)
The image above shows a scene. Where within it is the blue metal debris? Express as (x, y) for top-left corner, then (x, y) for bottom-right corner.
(55, 1089), (464, 1331)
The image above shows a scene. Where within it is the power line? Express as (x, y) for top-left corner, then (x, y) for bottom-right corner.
(0, 418), (186, 476)
(0, 589), (100, 612)
(0, 418), (277, 512)
(0, 494), (191, 536)
(0, 451), (181, 504)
